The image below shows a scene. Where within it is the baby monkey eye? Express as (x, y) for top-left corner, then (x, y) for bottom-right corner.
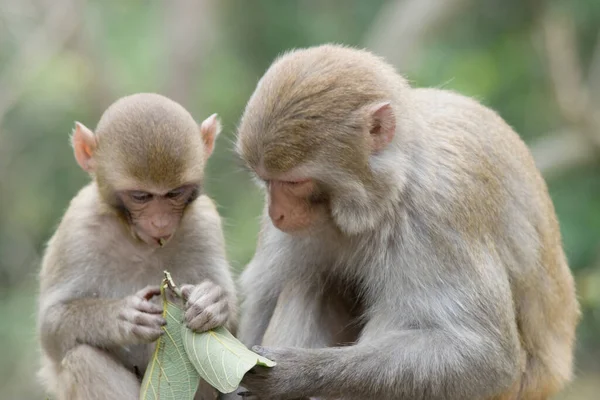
(285, 179), (310, 186)
(129, 191), (153, 203)
(165, 187), (186, 199)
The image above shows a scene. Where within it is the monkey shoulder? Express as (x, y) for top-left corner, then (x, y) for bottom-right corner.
(40, 183), (131, 289)
(411, 88), (525, 147)
(404, 88), (550, 272)
(57, 183), (119, 244)
(409, 88), (541, 201)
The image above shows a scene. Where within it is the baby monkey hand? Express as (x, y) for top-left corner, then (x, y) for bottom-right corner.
(117, 285), (166, 345)
(181, 281), (229, 332)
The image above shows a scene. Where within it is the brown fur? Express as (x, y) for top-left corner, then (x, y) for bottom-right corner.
(94, 93), (206, 193)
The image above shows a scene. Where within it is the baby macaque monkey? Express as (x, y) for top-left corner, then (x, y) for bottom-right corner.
(234, 45), (579, 400)
(37, 93), (236, 400)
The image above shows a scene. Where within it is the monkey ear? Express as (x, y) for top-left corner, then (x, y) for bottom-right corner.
(71, 122), (98, 172)
(367, 102), (396, 152)
(200, 113), (222, 159)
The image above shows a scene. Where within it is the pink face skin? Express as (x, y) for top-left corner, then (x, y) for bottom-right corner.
(262, 177), (322, 234)
(118, 184), (198, 248)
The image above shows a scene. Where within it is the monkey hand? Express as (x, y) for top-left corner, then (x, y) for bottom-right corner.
(240, 346), (313, 400)
(181, 280), (229, 332)
(116, 286), (166, 345)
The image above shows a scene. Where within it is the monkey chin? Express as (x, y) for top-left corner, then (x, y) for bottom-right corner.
(274, 218), (337, 238)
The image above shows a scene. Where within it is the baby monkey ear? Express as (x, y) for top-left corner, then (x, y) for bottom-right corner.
(367, 102), (396, 153)
(71, 122), (98, 173)
(199, 113), (222, 159)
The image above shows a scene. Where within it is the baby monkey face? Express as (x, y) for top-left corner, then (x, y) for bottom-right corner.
(118, 184), (198, 247)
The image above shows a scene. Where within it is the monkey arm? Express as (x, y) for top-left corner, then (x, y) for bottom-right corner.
(236, 254), (287, 348)
(257, 324), (520, 400)
(216, 263), (239, 335)
(39, 294), (126, 362)
(237, 269), (280, 348)
(179, 197), (239, 332)
(247, 248), (523, 400)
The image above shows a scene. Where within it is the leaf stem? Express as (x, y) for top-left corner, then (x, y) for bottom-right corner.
(163, 270), (183, 298)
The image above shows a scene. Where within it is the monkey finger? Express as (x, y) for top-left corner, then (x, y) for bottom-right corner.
(131, 325), (164, 342)
(180, 284), (194, 300)
(188, 299), (227, 321)
(181, 281), (214, 298)
(186, 304), (226, 332)
(136, 285), (162, 300)
(185, 307), (210, 331)
(188, 281), (222, 303)
(132, 310), (167, 328)
(187, 287), (224, 310)
(186, 295), (219, 316)
(251, 345), (275, 360)
(135, 300), (163, 314)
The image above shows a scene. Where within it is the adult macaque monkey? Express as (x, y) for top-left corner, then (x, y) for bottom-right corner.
(234, 45), (580, 400)
(37, 93), (236, 400)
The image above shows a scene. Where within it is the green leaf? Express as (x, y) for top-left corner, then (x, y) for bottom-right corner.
(139, 286), (200, 400)
(182, 325), (276, 394)
(139, 271), (276, 398)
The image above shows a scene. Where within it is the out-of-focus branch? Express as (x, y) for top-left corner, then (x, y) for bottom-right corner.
(162, 0), (218, 107)
(530, 130), (597, 178)
(0, 0), (81, 128)
(67, 1), (119, 113)
(541, 11), (600, 153)
(364, 0), (472, 73)
(0, 0), (39, 42)
(587, 30), (600, 103)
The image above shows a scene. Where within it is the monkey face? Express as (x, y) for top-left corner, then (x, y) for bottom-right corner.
(117, 184), (198, 247)
(235, 45), (400, 236)
(263, 178), (329, 234)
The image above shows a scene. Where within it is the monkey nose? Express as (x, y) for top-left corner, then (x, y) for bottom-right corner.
(151, 219), (169, 229)
(269, 209), (285, 227)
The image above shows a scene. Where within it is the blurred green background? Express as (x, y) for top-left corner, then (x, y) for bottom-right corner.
(1, 0), (599, 398)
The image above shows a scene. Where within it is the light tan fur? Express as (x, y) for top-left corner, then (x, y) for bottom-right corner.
(234, 45), (579, 400)
(38, 94), (236, 400)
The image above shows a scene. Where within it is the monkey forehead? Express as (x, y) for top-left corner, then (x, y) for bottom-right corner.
(99, 156), (204, 193)
(95, 93), (200, 143)
(236, 45), (398, 171)
(94, 93), (205, 187)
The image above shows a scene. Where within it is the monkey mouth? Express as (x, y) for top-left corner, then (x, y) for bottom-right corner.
(153, 235), (173, 247)
(134, 229), (173, 248)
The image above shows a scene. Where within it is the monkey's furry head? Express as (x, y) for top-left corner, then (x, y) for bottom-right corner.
(236, 44), (411, 235)
(93, 93), (206, 193)
(236, 44), (408, 172)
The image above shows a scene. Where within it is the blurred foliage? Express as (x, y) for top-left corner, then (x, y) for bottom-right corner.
(0, 0), (598, 399)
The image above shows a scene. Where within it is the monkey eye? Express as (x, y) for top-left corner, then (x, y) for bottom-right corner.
(165, 187), (186, 199)
(285, 179), (310, 186)
(129, 191), (153, 203)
